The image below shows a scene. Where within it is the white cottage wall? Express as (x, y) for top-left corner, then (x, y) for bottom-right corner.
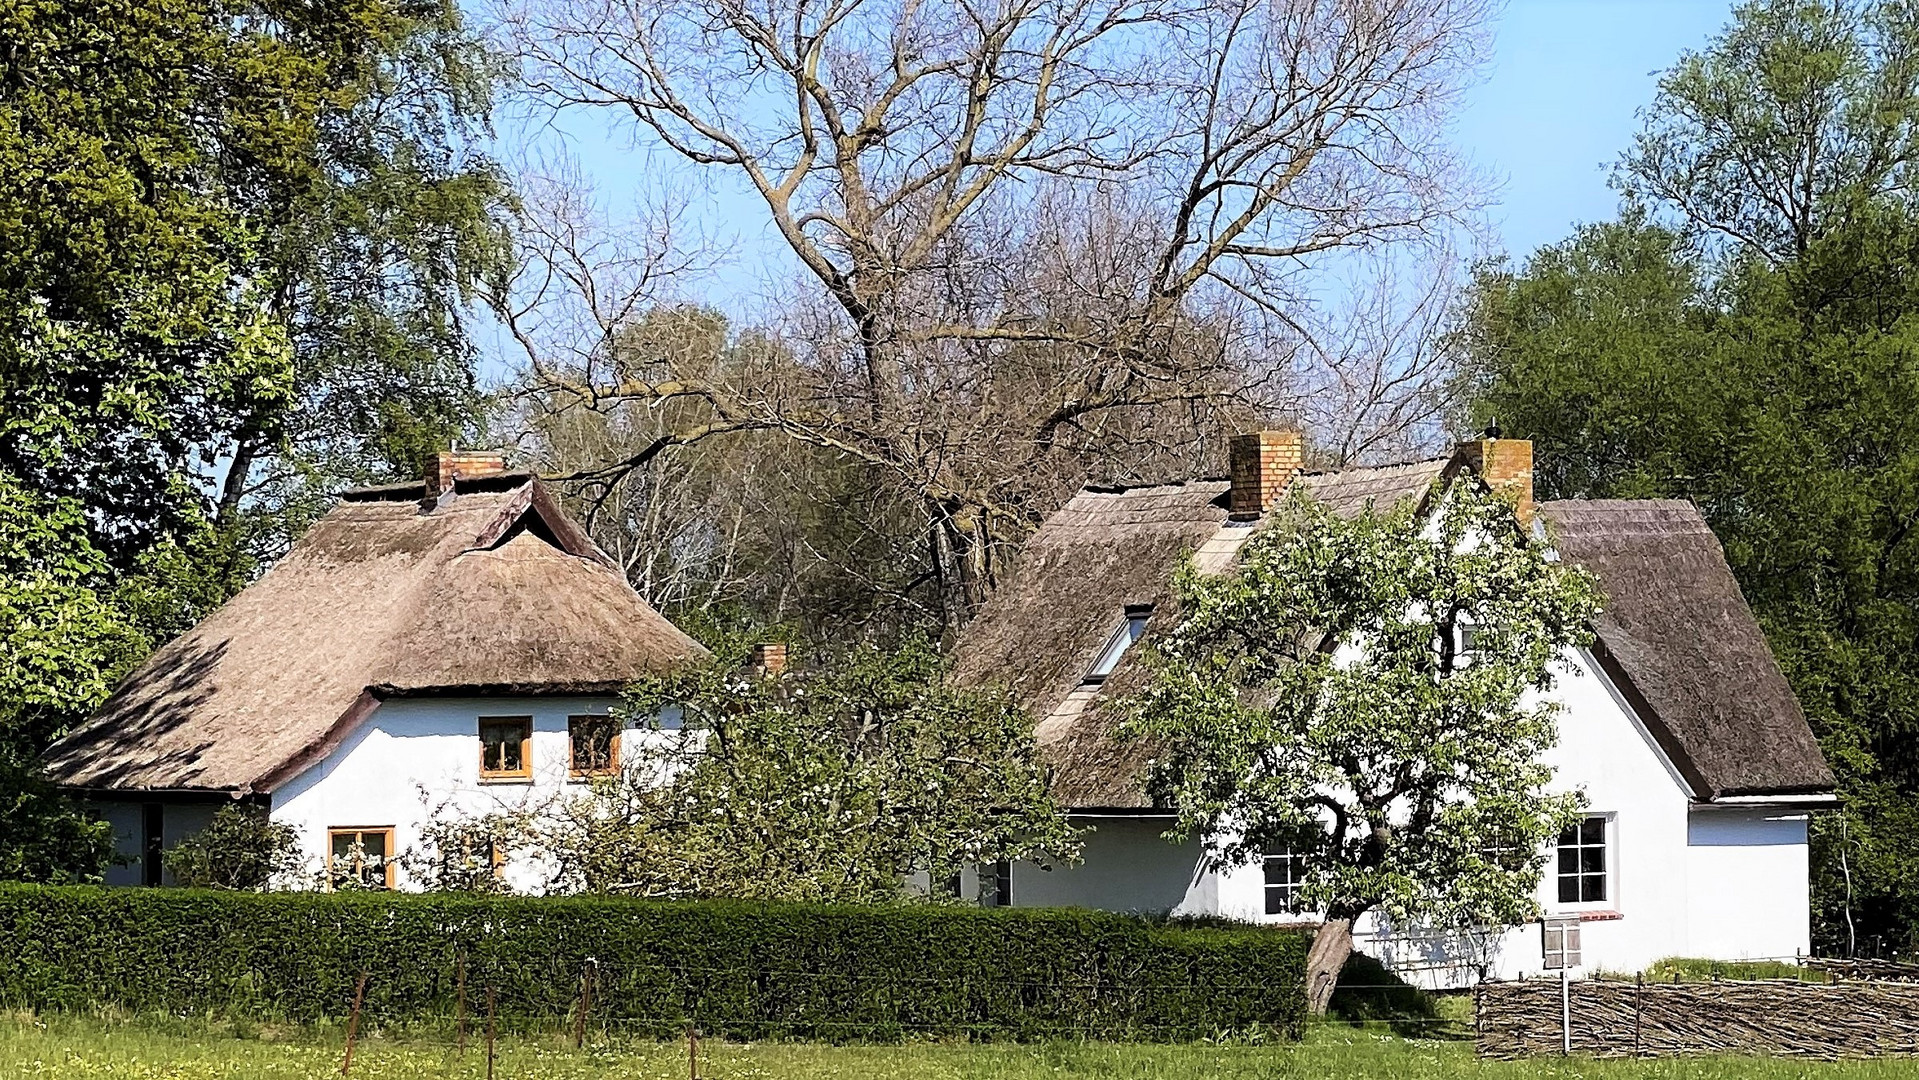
(269, 694), (667, 892)
(1008, 817), (1214, 915)
(1684, 807), (1813, 963)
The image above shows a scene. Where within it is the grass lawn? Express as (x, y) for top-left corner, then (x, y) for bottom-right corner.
(2, 1012), (1916, 1080)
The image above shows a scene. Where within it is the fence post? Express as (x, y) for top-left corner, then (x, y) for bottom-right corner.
(454, 955), (467, 1056)
(1633, 972), (1643, 1058)
(573, 957), (597, 1049)
(687, 1023), (701, 1080)
(485, 986), (498, 1080)
(1560, 968), (1571, 1056)
(339, 971), (369, 1076)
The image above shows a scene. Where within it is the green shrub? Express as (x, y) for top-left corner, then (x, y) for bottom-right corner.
(0, 886), (1307, 1042)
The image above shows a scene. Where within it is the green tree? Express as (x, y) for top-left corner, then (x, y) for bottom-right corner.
(1124, 483), (1600, 1013)
(0, 0), (509, 878)
(535, 637), (1080, 900)
(1620, 0), (1919, 262)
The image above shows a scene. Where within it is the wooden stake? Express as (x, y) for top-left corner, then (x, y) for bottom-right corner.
(454, 955), (468, 1056)
(341, 970), (369, 1076)
(572, 960), (595, 1049)
(687, 1023), (700, 1080)
(485, 986), (498, 1080)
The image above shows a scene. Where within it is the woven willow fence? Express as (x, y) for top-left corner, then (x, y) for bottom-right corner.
(1476, 976), (1919, 1059)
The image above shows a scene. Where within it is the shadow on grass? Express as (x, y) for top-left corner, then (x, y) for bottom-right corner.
(1326, 953), (1469, 1040)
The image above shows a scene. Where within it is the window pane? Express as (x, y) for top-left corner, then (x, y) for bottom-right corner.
(332, 833), (354, 859)
(1558, 877), (1580, 904)
(1581, 818), (1605, 846)
(1581, 846), (1605, 874)
(362, 831), (387, 858)
(1582, 874), (1607, 903)
(1558, 847), (1578, 874)
(1557, 823), (1579, 846)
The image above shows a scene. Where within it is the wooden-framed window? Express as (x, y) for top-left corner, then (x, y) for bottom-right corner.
(1263, 848), (1309, 915)
(1542, 915), (1582, 969)
(1556, 815), (1609, 904)
(568, 714), (621, 778)
(478, 716), (533, 780)
(328, 827), (395, 890)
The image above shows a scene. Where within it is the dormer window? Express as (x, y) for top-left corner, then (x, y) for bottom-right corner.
(1083, 605), (1153, 686)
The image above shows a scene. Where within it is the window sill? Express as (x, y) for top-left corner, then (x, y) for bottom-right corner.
(567, 772), (618, 783)
(1546, 909), (1622, 922)
(478, 775), (534, 786)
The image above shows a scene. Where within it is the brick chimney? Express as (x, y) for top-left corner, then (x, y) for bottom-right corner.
(1228, 430), (1304, 517)
(751, 642), (788, 677)
(426, 449), (509, 497)
(1455, 436), (1534, 522)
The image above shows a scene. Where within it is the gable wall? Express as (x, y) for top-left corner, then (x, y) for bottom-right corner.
(269, 694), (661, 891)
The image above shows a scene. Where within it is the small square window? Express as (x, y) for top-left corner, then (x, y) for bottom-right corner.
(569, 715), (620, 777)
(1263, 849), (1309, 915)
(479, 716), (533, 780)
(328, 827), (395, 890)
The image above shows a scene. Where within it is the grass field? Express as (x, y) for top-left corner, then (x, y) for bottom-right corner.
(4, 1012), (1918, 1080)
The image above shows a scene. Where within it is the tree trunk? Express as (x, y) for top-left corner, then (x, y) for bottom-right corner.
(1305, 913), (1358, 1016)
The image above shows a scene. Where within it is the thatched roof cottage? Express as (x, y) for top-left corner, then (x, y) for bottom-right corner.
(45, 452), (704, 889)
(952, 431), (1834, 985)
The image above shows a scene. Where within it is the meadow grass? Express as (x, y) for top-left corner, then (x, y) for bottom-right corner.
(2, 1010), (1917, 1080)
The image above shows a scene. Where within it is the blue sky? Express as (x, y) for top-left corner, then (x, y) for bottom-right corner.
(494, 0), (1742, 322)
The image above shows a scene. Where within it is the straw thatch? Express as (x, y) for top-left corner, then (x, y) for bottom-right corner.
(951, 459), (1451, 809)
(42, 477), (705, 795)
(1536, 500), (1833, 797)
(955, 462), (1832, 808)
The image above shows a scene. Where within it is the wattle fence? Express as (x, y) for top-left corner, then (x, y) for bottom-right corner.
(1476, 974), (1919, 1059)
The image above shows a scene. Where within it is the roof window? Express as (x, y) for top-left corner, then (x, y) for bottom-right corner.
(1083, 605), (1153, 685)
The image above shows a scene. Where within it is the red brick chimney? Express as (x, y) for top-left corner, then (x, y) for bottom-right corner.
(1228, 430), (1304, 517)
(1455, 436), (1534, 523)
(751, 642), (788, 676)
(426, 450), (509, 497)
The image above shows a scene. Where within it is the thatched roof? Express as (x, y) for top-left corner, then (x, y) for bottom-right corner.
(1536, 500), (1833, 798)
(950, 459), (1451, 809)
(954, 463), (1832, 808)
(43, 476), (705, 794)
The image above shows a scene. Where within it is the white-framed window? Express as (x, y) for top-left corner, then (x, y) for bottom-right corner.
(1083, 605), (1152, 685)
(1263, 849), (1308, 915)
(1556, 815), (1609, 905)
(1542, 915), (1582, 969)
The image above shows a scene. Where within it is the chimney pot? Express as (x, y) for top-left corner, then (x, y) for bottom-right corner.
(1228, 430), (1304, 516)
(1455, 436), (1534, 523)
(751, 642), (788, 677)
(426, 450), (509, 497)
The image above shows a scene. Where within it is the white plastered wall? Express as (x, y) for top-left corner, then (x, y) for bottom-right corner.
(1006, 644), (1816, 982)
(269, 694), (668, 892)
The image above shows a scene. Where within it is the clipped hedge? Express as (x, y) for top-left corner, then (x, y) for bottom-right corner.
(0, 886), (1306, 1042)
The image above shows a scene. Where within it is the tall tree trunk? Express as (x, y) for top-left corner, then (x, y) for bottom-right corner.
(1305, 909), (1360, 1016)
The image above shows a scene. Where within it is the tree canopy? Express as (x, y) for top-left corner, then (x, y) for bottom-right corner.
(1126, 482), (1600, 1011)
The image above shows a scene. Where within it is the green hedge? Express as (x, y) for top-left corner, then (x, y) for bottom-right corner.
(0, 886), (1306, 1042)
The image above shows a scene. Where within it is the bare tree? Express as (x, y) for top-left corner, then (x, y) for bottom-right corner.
(493, 0), (1490, 624)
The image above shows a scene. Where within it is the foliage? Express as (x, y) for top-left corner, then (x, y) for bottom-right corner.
(1457, 0), (1919, 957)
(164, 806), (302, 892)
(399, 809), (530, 895)
(1619, 0), (1919, 263)
(534, 638), (1080, 900)
(1125, 482), (1600, 1006)
(0, 885), (1308, 1042)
